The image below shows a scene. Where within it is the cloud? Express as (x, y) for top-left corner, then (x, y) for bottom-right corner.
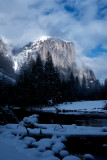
(0, 0), (107, 47)
(80, 53), (107, 83)
(0, 0), (107, 80)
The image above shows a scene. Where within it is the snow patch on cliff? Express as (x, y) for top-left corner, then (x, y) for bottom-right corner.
(36, 36), (51, 42)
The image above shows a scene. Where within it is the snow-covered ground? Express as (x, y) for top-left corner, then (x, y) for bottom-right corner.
(39, 100), (107, 113)
(0, 114), (107, 160)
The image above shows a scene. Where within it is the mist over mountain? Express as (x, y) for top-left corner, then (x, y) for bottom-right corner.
(0, 37), (15, 82)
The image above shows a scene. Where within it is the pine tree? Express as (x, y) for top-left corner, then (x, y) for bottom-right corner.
(60, 80), (68, 102)
(103, 79), (107, 99)
(81, 75), (87, 100)
(75, 76), (81, 100)
(52, 67), (61, 104)
(69, 72), (75, 101)
(94, 79), (101, 100)
(16, 62), (31, 106)
(31, 54), (45, 105)
(44, 52), (60, 104)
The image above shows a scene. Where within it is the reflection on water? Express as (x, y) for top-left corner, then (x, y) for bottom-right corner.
(12, 108), (107, 127)
(75, 119), (107, 127)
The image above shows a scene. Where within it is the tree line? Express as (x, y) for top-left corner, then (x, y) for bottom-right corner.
(0, 52), (107, 107)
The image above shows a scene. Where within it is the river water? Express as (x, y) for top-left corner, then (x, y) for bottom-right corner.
(12, 108), (107, 159)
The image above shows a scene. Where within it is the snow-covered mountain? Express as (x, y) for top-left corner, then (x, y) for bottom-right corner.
(13, 36), (96, 81)
(0, 36), (96, 82)
(14, 36), (76, 71)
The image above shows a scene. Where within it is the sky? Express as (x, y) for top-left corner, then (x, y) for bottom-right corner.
(0, 0), (107, 82)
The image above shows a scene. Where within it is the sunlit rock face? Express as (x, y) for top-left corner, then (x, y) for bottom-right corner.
(14, 37), (77, 78)
(15, 36), (96, 81)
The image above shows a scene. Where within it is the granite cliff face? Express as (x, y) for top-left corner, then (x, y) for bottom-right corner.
(14, 37), (76, 72)
(14, 36), (96, 82)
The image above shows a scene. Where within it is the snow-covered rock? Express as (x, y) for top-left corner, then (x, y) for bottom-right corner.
(36, 36), (51, 42)
(22, 114), (39, 126)
(62, 155), (81, 160)
(52, 141), (65, 154)
(36, 138), (53, 152)
(84, 154), (95, 160)
(59, 150), (69, 157)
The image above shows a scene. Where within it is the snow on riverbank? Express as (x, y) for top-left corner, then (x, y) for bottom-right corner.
(40, 100), (107, 113)
(0, 114), (107, 160)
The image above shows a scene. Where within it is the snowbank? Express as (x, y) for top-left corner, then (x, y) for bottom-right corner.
(0, 114), (107, 160)
(41, 100), (107, 113)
